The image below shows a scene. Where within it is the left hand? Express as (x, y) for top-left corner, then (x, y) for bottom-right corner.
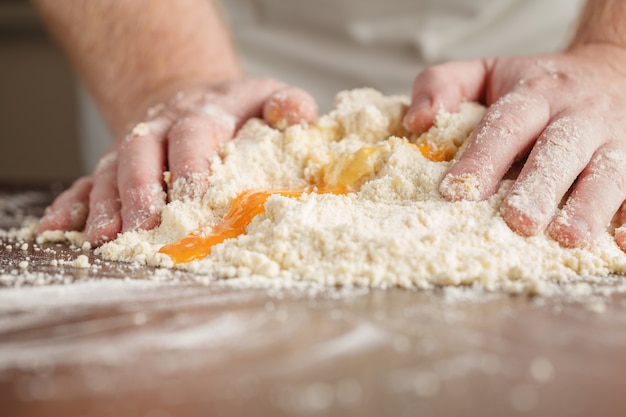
(38, 78), (318, 246)
(402, 43), (626, 251)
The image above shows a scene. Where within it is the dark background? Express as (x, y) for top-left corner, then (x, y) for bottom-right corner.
(0, 0), (82, 182)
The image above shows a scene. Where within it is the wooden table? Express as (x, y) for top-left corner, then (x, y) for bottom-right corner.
(1, 184), (626, 417)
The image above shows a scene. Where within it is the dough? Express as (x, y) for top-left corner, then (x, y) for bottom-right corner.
(96, 89), (626, 293)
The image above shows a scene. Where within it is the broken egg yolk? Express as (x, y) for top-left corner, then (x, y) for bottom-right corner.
(322, 146), (378, 188)
(159, 141), (449, 265)
(159, 187), (346, 264)
(159, 146), (378, 265)
(415, 142), (456, 162)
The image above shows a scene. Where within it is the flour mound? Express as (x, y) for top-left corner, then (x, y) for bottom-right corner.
(96, 88), (626, 292)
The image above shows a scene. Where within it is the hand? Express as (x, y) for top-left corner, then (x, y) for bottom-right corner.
(38, 77), (318, 246)
(402, 44), (626, 251)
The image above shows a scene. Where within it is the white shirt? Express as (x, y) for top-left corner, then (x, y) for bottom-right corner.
(222, 0), (584, 111)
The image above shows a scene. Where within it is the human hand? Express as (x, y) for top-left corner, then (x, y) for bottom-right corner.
(402, 44), (626, 251)
(38, 78), (318, 246)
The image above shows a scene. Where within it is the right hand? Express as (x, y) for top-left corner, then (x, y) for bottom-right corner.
(38, 77), (319, 246)
(402, 44), (626, 252)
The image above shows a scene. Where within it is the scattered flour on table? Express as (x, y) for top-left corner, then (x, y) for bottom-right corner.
(77, 89), (626, 292)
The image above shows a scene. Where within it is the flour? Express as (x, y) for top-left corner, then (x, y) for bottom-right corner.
(90, 88), (626, 292)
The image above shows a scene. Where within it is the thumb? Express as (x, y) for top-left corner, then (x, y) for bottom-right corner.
(403, 59), (492, 134)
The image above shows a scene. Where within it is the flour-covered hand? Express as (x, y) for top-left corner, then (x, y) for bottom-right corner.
(403, 44), (626, 251)
(38, 78), (318, 246)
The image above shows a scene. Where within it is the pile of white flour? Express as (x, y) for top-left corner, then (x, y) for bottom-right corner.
(96, 89), (626, 293)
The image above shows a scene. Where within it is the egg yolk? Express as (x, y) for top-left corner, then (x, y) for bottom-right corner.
(159, 141), (448, 265)
(159, 145), (379, 264)
(322, 146), (378, 188)
(415, 142), (456, 162)
(159, 187), (345, 264)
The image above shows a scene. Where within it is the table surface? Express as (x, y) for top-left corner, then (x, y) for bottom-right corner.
(1, 184), (626, 417)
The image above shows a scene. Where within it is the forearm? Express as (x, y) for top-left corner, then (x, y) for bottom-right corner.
(571, 0), (626, 47)
(34, 0), (242, 137)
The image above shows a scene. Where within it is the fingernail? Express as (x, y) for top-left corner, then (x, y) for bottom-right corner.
(548, 211), (591, 248)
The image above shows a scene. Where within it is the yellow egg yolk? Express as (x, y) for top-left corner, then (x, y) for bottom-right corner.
(159, 187), (346, 264)
(159, 141), (448, 265)
(415, 142), (456, 162)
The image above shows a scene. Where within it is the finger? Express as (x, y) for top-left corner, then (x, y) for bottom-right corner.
(403, 59), (492, 134)
(167, 108), (236, 201)
(167, 79), (314, 201)
(500, 116), (600, 236)
(549, 146), (626, 248)
(614, 202), (626, 252)
(118, 120), (168, 232)
(212, 78), (290, 128)
(439, 91), (550, 201)
(84, 152), (122, 246)
(262, 86), (319, 129)
(38, 177), (92, 232)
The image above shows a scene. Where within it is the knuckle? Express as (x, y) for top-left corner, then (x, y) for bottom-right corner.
(539, 117), (591, 166)
(590, 148), (626, 192)
(517, 75), (559, 92)
(475, 92), (545, 149)
(120, 178), (154, 199)
(170, 115), (199, 135)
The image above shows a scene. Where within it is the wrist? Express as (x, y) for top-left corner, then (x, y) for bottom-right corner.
(569, 0), (626, 50)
